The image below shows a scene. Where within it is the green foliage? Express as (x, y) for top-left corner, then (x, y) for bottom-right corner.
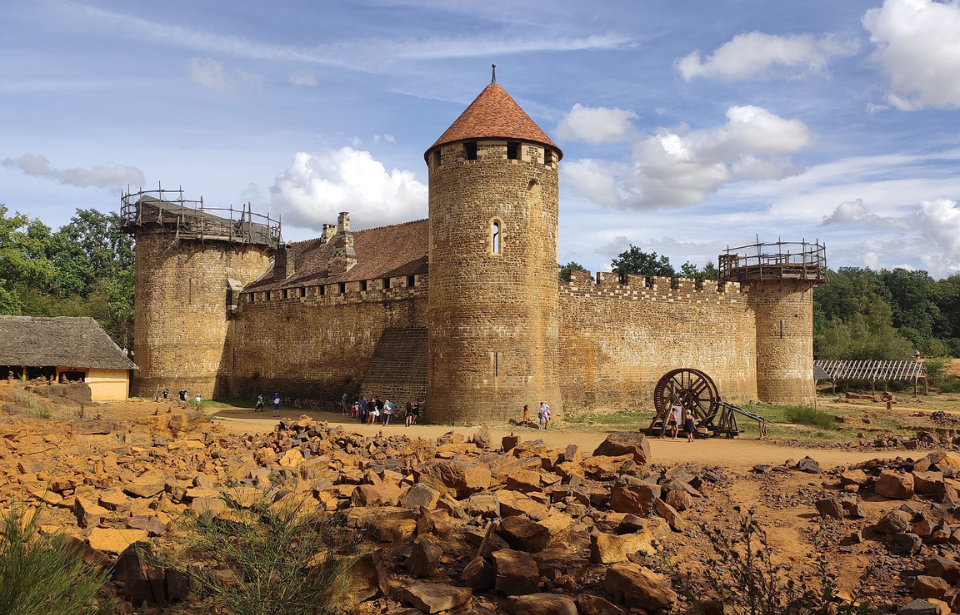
(783, 406), (837, 430)
(560, 261), (586, 282)
(611, 244), (675, 280)
(663, 510), (882, 615)
(0, 205), (135, 349)
(0, 502), (112, 614)
(924, 356), (950, 380)
(165, 491), (362, 615)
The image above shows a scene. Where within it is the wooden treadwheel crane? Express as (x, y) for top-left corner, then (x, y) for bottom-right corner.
(644, 368), (770, 438)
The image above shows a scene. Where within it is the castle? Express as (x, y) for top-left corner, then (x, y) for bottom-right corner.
(122, 78), (825, 422)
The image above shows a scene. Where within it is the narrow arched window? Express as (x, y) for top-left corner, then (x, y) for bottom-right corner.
(492, 221), (501, 254)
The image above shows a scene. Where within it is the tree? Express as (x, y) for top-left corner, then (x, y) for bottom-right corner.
(611, 245), (675, 280)
(560, 261), (586, 282)
(680, 260), (719, 288)
(877, 268), (942, 343)
(0, 206), (55, 313)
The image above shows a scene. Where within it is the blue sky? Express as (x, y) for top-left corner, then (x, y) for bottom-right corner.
(3, 0), (960, 277)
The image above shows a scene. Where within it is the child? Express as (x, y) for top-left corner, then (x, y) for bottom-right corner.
(255, 394), (264, 412)
(522, 404), (530, 428)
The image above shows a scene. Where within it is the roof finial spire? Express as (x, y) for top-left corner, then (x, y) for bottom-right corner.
(491, 64), (497, 84)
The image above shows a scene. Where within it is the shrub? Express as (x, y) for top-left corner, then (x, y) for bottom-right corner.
(662, 509), (882, 615)
(783, 406), (837, 430)
(163, 490), (362, 615)
(0, 503), (112, 614)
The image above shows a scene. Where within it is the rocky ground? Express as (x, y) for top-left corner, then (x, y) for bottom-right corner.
(3, 379), (960, 614)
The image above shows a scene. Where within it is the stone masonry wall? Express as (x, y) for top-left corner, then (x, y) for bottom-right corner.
(427, 141), (563, 424)
(748, 279), (816, 405)
(132, 231), (272, 399)
(559, 270), (759, 415)
(218, 277), (428, 404)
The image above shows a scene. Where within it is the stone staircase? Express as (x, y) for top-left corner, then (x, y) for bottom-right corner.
(360, 327), (428, 405)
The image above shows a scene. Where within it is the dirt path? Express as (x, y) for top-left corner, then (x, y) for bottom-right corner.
(209, 407), (903, 471)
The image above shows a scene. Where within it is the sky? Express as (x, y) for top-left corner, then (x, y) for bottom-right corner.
(3, 0), (960, 278)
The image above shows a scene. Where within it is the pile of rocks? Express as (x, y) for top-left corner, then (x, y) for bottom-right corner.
(813, 451), (960, 614)
(0, 412), (719, 613)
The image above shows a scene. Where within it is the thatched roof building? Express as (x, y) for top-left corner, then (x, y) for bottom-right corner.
(0, 316), (137, 400)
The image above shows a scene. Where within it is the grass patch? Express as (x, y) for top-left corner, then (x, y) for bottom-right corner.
(782, 405), (838, 430)
(563, 409), (651, 428)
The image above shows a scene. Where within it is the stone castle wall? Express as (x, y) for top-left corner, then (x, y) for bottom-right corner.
(132, 230), (272, 399)
(216, 276), (429, 403)
(427, 140), (563, 423)
(558, 270), (759, 414)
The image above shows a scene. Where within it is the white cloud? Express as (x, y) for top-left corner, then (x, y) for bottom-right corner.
(555, 103), (638, 144)
(189, 57), (264, 92)
(1, 154), (144, 189)
(373, 134), (396, 143)
(290, 71), (318, 87)
(677, 31), (860, 80)
(269, 148), (427, 230)
(863, 0), (960, 110)
(918, 198), (960, 256)
(822, 198), (870, 224)
(563, 106), (813, 210)
(66, 2), (630, 72)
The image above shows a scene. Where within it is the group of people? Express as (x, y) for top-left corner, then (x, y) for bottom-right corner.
(521, 402), (552, 430)
(253, 393), (282, 416)
(161, 388), (203, 409)
(344, 395), (422, 427)
(665, 403), (696, 442)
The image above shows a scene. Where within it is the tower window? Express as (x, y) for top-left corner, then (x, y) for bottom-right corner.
(464, 142), (478, 160)
(266, 291), (271, 301)
(249, 294), (255, 303)
(492, 220), (501, 254)
(433, 149), (441, 168)
(320, 285), (326, 296)
(299, 287), (306, 298)
(282, 289), (289, 299)
(407, 275), (416, 287)
(507, 142), (519, 160)
(544, 148), (554, 165)
(361, 280), (368, 292)
(383, 278), (391, 290)
(339, 282), (346, 294)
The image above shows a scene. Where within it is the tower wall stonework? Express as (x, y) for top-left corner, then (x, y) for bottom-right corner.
(748, 279), (816, 404)
(131, 230), (272, 399)
(559, 271), (758, 413)
(427, 141), (563, 423)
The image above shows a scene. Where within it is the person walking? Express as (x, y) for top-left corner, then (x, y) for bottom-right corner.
(273, 392), (281, 417)
(194, 394), (202, 410)
(359, 396), (368, 423)
(522, 404), (530, 428)
(255, 394), (264, 412)
(382, 399), (393, 426)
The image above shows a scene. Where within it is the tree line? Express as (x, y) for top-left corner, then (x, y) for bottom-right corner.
(0, 205), (134, 350)
(565, 244), (960, 360)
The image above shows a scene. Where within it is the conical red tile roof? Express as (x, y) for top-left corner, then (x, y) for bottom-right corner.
(426, 83), (562, 160)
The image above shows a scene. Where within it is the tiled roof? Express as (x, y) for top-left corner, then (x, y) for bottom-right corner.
(426, 83), (562, 160)
(0, 316), (138, 370)
(246, 219), (429, 291)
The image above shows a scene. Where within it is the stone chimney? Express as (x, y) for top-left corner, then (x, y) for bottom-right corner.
(321, 224), (336, 243)
(274, 244), (295, 280)
(329, 212), (357, 274)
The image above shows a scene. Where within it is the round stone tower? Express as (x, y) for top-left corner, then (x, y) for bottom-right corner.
(121, 188), (277, 399)
(719, 240), (826, 405)
(424, 75), (563, 423)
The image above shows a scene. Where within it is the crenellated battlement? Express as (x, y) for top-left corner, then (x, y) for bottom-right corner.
(560, 269), (745, 304)
(241, 274), (428, 310)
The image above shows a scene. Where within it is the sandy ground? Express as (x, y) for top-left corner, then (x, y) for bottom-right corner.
(206, 406), (904, 471)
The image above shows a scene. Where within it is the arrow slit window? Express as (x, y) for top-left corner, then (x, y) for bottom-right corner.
(491, 220), (501, 255)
